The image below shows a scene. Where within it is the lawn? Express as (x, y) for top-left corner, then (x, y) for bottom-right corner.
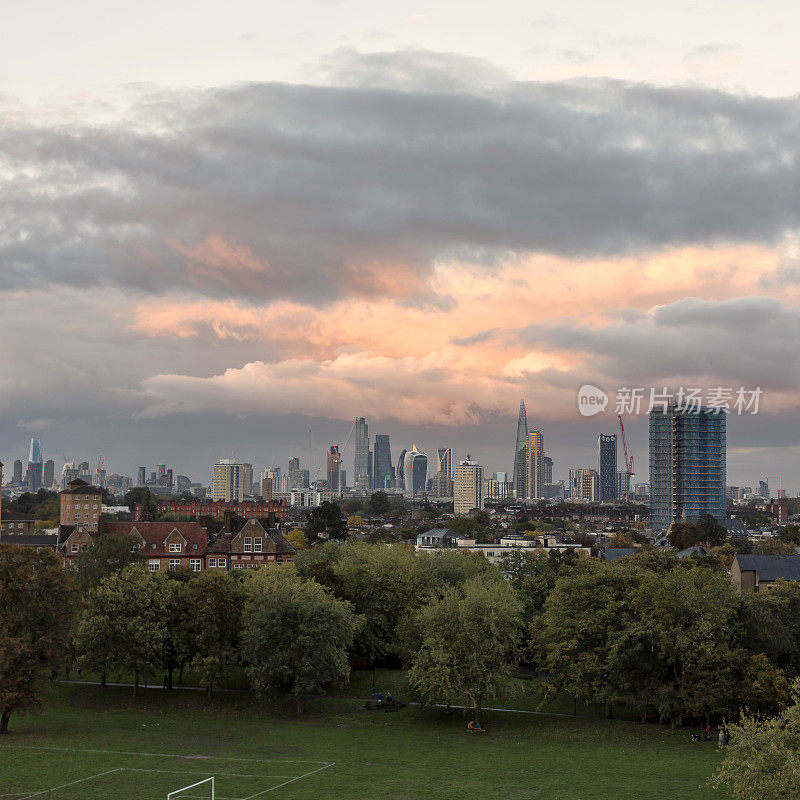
(0, 682), (727, 800)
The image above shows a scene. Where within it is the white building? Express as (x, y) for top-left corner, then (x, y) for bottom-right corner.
(212, 459), (243, 502)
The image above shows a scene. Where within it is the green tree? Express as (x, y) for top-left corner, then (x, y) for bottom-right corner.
(711, 678), (800, 800)
(367, 491), (391, 516)
(70, 532), (143, 590)
(241, 569), (357, 714)
(406, 575), (522, 726)
(695, 513), (727, 546)
(305, 501), (347, 541)
(182, 572), (242, 696)
(666, 521), (700, 550)
(75, 565), (172, 695)
(347, 515), (365, 528)
(0, 545), (77, 733)
(754, 539), (798, 556)
(286, 529), (308, 550)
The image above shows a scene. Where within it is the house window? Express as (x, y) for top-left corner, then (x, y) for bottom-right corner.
(233, 563), (244, 569)
(243, 537), (252, 552)
(208, 558), (216, 568)
(148, 560), (160, 572)
(193, 543), (198, 550)
(253, 538), (262, 553)
(71, 544), (78, 552)
(190, 559), (201, 572)
(168, 543), (181, 553)
(217, 558), (226, 567)
(152, 543), (157, 550)
(169, 559), (180, 570)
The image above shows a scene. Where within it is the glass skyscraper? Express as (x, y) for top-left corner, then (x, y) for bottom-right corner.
(649, 403), (726, 532)
(597, 434), (618, 501)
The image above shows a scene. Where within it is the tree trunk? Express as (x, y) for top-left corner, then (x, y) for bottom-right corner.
(207, 684), (213, 698)
(168, 664), (174, 690)
(474, 698), (481, 728)
(101, 671), (106, 689)
(134, 670), (139, 697)
(296, 695), (303, 716)
(178, 662), (184, 685)
(0, 711), (10, 734)
(605, 701), (613, 719)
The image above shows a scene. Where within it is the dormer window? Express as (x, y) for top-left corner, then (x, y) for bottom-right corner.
(152, 543), (157, 550)
(168, 543), (181, 553)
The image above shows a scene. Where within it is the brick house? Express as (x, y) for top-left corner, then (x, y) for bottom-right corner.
(206, 518), (295, 570)
(0, 511), (35, 536)
(59, 524), (95, 556)
(731, 553), (800, 593)
(102, 522), (209, 573)
(60, 479), (103, 531)
(148, 499), (289, 523)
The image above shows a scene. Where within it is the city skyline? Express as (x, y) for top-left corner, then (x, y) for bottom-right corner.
(3, 3), (800, 490)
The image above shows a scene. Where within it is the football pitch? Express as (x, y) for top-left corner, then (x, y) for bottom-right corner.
(0, 682), (726, 799)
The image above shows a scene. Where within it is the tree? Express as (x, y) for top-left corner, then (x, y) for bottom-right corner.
(139, 489), (158, 521)
(340, 499), (363, 516)
(754, 539), (798, 556)
(182, 572), (242, 696)
(285, 529), (308, 550)
(406, 575), (522, 726)
(70, 533), (143, 590)
(695, 513), (727, 546)
(304, 501), (347, 541)
(711, 678), (800, 800)
(347, 515), (365, 528)
(75, 565), (172, 695)
(368, 491), (391, 516)
(666, 521), (700, 550)
(0, 545), (77, 733)
(241, 569), (357, 714)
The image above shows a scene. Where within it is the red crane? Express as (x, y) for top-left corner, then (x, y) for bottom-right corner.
(618, 415), (635, 502)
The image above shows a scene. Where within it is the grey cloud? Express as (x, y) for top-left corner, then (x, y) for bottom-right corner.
(3, 49), (800, 307)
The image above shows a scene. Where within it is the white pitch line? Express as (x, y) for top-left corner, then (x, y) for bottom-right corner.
(240, 763), (335, 800)
(124, 769), (299, 779)
(2, 746), (328, 765)
(16, 767), (124, 799)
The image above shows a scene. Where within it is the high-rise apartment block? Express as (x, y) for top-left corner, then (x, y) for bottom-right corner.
(525, 429), (544, 500)
(569, 468), (598, 502)
(597, 434), (618, 501)
(649, 403), (726, 532)
(454, 457), (484, 515)
(327, 446), (342, 492)
(212, 459), (244, 502)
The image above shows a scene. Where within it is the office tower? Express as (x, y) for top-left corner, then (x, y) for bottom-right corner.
(569, 468), (599, 501)
(542, 456), (553, 485)
(617, 471), (628, 500)
(431, 447), (453, 496)
(525, 429), (544, 500)
(403, 445), (428, 495)
(372, 435), (392, 490)
(512, 399), (528, 498)
(758, 480), (769, 499)
(26, 436), (43, 492)
(176, 475), (191, 493)
(241, 463), (253, 496)
(291, 469), (310, 489)
(454, 456), (484, 515)
(368, 450), (373, 489)
(327, 446), (342, 491)
(354, 417), (370, 488)
(212, 459), (244, 502)
(13, 459), (22, 484)
(288, 456), (300, 473)
(43, 459), (55, 489)
(61, 461), (79, 490)
(649, 403), (726, 533)
(78, 461), (91, 481)
(396, 448), (407, 489)
(137, 467), (146, 486)
(597, 434), (618, 501)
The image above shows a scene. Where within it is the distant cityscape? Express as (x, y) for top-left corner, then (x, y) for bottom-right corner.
(0, 400), (788, 533)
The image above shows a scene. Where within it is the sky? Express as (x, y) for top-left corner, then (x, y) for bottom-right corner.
(2, 0), (800, 491)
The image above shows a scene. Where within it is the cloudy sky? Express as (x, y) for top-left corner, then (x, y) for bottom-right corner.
(2, 0), (800, 490)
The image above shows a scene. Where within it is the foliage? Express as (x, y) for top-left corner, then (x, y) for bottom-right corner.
(347, 515), (365, 528)
(70, 533), (143, 590)
(406, 575), (522, 725)
(241, 568), (357, 713)
(285, 528), (308, 550)
(75, 565), (173, 694)
(712, 679), (800, 800)
(753, 538), (798, 556)
(367, 491), (391, 516)
(305, 501), (347, 541)
(777, 525), (800, 545)
(0, 544), (77, 733)
(5, 489), (60, 525)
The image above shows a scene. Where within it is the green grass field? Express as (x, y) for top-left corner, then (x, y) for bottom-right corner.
(0, 682), (726, 800)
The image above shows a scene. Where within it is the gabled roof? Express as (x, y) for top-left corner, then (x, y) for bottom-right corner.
(103, 521), (208, 555)
(601, 547), (637, 561)
(735, 554), (800, 581)
(677, 545), (708, 558)
(722, 519), (749, 537)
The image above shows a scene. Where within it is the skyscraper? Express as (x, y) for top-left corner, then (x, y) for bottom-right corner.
(12, 459), (22, 484)
(569, 468), (599, 501)
(396, 448), (407, 489)
(327, 445), (342, 491)
(597, 434), (618, 501)
(512, 399), (528, 498)
(525, 429), (544, 500)
(354, 417), (370, 488)
(542, 456), (553, 485)
(241, 463), (253, 496)
(43, 459), (55, 489)
(649, 403), (726, 533)
(454, 456), (484, 515)
(373, 435), (392, 490)
(137, 466), (146, 486)
(432, 447), (453, 496)
(26, 436), (42, 492)
(403, 445), (428, 495)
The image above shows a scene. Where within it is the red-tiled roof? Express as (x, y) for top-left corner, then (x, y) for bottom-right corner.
(103, 521), (209, 557)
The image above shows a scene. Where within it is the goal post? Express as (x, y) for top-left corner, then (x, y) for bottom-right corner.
(167, 776), (214, 800)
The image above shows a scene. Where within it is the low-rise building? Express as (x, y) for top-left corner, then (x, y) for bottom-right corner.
(206, 518), (295, 569)
(731, 554), (800, 593)
(153, 498), (289, 522)
(0, 511), (35, 536)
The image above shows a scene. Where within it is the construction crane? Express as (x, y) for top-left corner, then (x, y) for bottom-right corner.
(618, 414), (635, 503)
